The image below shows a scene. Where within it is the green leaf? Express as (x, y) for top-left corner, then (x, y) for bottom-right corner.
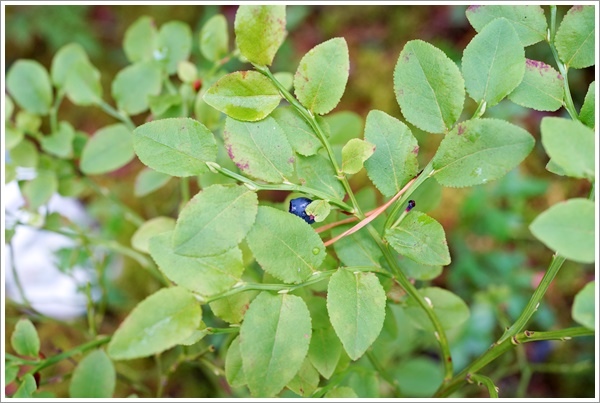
(393, 357), (444, 397)
(5, 364), (19, 385)
(150, 231), (244, 296)
(246, 206), (326, 284)
(271, 107), (321, 156)
(223, 116), (294, 183)
(6, 92), (14, 121)
(327, 269), (386, 360)
(555, 5), (595, 69)
(363, 110), (419, 197)
(404, 287), (470, 331)
(13, 374), (37, 398)
(273, 72), (294, 91)
(200, 14), (229, 62)
(134, 168), (172, 197)
(40, 121), (75, 158)
(240, 292), (312, 397)
(325, 386), (358, 398)
(572, 281), (595, 330)
(341, 138), (375, 175)
(107, 287), (202, 360)
(5, 124), (24, 151)
(51, 43), (91, 87)
(131, 216), (176, 253)
(305, 200), (331, 223)
(133, 117), (217, 177)
(308, 326), (343, 379)
(296, 154), (345, 200)
(333, 226), (383, 268)
(397, 255), (442, 281)
(225, 336), (246, 387)
(462, 18), (525, 106)
(466, 5), (547, 46)
(69, 350), (115, 398)
(123, 16), (158, 63)
(432, 119), (535, 187)
(393, 40), (465, 133)
(173, 184), (258, 257)
(149, 93), (182, 117)
(177, 60), (197, 83)
(9, 139), (38, 168)
(111, 61), (162, 115)
(234, 5), (287, 66)
(579, 81), (595, 129)
(157, 21), (192, 74)
(540, 117), (594, 181)
(11, 318), (40, 357)
(7, 60), (52, 115)
(385, 211), (451, 266)
(64, 61), (103, 106)
(80, 124), (134, 175)
(21, 170), (58, 210)
(203, 71), (281, 122)
(529, 198), (595, 263)
(294, 37), (349, 115)
(286, 358), (319, 397)
(508, 59), (564, 111)
(210, 291), (257, 324)
(326, 111), (363, 145)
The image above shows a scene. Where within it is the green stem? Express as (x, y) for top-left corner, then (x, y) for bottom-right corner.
(97, 100), (136, 131)
(6, 353), (40, 366)
(254, 64), (363, 217)
(206, 162), (354, 213)
(206, 327), (240, 335)
(368, 226), (454, 381)
(468, 373), (499, 398)
(25, 336), (111, 376)
(434, 327), (593, 397)
(384, 161), (435, 230)
(49, 90), (65, 133)
(497, 254), (565, 344)
(515, 337), (531, 398)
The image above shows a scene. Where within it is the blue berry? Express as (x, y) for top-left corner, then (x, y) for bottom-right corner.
(406, 200), (416, 212)
(289, 197), (315, 224)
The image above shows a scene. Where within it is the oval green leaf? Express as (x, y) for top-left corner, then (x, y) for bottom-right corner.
(432, 119), (535, 188)
(157, 21), (192, 74)
(308, 326), (343, 379)
(51, 43), (91, 87)
(69, 350), (115, 398)
(64, 61), (103, 106)
(131, 216), (176, 253)
(294, 37), (349, 115)
(133, 117), (217, 177)
(333, 225), (383, 268)
(271, 106), (322, 156)
(134, 168), (172, 197)
(364, 110), (419, 197)
(385, 211), (451, 266)
(80, 124), (134, 175)
(541, 117), (594, 181)
(305, 200), (331, 223)
(9, 139), (38, 168)
(555, 5), (595, 69)
(200, 14), (229, 62)
(13, 374), (37, 398)
(296, 154), (345, 200)
(462, 18), (525, 106)
(529, 198), (595, 263)
(404, 287), (470, 331)
(246, 206), (326, 284)
(107, 287), (202, 360)
(123, 16), (158, 63)
(508, 59), (564, 111)
(223, 116), (294, 183)
(327, 269), (386, 360)
(341, 138), (375, 175)
(225, 336), (247, 387)
(11, 318), (40, 357)
(394, 40), (465, 133)
(240, 292), (312, 397)
(41, 121), (75, 158)
(579, 81), (595, 129)
(7, 60), (52, 115)
(234, 5), (286, 66)
(203, 71), (281, 122)
(466, 5), (547, 46)
(572, 281), (595, 330)
(286, 358), (319, 397)
(111, 61), (162, 115)
(173, 184), (258, 257)
(21, 170), (58, 210)
(150, 231), (244, 296)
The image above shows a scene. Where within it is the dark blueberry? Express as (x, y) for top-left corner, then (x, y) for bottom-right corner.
(406, 200), (416, 212)
(289, 197), (315, 224)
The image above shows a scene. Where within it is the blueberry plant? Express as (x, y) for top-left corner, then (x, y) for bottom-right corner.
(4, 5), (595, 398)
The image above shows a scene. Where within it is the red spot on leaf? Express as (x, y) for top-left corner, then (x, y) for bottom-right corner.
(288, 156), (296, 164)
(236, 161), (250, 170)
(571, 5), (583, 12)
(412, 145), (420, 154)
(467, 5), (481, 12)
(240, 71), (248, 79)
(457, 124), (465, 135)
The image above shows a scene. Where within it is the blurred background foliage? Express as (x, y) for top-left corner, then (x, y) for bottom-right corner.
(4, 4), (595, 398)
